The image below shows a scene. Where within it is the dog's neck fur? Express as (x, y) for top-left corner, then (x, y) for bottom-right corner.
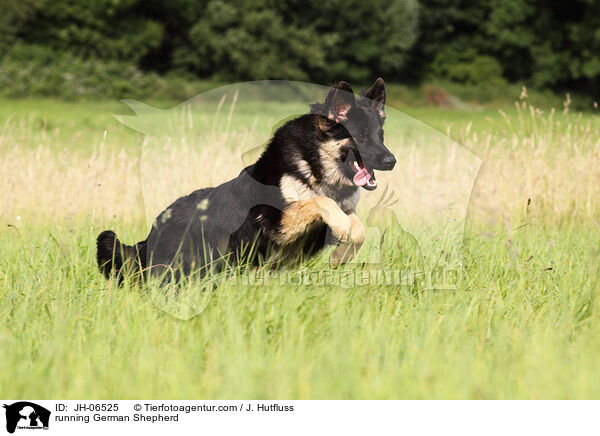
(252, 114), (360, 214)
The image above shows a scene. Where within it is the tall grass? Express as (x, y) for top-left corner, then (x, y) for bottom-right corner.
(1, 95), (599, 398)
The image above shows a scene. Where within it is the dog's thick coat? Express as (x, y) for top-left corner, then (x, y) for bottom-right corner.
(97, 79), (396, 281)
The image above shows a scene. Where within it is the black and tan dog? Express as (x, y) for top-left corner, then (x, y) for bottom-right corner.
(97, 79), (396, 281)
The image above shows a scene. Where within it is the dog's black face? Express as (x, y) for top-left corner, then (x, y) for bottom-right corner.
(339, 100), (395, 191)
(314, 79), (396, 191)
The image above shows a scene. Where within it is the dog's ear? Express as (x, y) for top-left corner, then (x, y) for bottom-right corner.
(362, 77), (386, 119)
(325, 81), (355, 123)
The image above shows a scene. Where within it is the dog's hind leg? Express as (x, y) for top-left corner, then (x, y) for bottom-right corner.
(329, 213), (365, 267)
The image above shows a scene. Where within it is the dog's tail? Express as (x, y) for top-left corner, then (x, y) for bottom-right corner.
(96, 230), (147, 280)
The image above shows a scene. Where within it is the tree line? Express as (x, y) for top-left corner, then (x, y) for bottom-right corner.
(1, 0), (599, 96)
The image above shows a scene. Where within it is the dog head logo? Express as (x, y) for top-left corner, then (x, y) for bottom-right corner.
(3, 402), (50, 433)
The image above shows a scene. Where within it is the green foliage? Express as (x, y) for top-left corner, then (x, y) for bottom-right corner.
(14, 0), (164, 63)
(182, 1), (326, 80)
(305, 0), (419, 82)
(431, 49), (505, 86)
(0, 44), (161, 99)
(0, 44), (220, 100)
(0, 0), (45, 56)
(0, 0), (419, 91)
(0, 0), (599, 97)
(175, 0), (418, 82)
(411, 0), (600, 94)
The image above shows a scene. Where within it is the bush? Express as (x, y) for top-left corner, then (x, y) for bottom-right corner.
(430, 48), (506, 86)
(162, 0), (419, 83)
(0, 44), (165, 99)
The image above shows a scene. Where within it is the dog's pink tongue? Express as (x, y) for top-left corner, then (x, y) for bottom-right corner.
(353, 167), (370, 186)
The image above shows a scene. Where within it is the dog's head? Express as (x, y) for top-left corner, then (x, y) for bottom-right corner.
(312, 78), (396, 190)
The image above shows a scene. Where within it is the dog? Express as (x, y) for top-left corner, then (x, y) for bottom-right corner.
(97, 78), (396, 282)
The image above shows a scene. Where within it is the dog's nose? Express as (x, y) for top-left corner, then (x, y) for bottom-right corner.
(382, 155), (396, 170)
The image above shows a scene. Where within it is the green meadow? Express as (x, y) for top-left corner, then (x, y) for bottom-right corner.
(1, 94), (600, 398)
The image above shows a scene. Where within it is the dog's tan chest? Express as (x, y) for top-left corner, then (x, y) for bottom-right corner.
(280, 174), (360, 214)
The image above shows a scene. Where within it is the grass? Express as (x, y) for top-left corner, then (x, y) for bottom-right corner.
(1, 90), (600, 399)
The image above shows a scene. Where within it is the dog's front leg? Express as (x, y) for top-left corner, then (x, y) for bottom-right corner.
(277, 196), (352, 245)
(329, 213), (365, 267)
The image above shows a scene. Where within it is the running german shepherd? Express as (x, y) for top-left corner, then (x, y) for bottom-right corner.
(97, 79), (396, 281)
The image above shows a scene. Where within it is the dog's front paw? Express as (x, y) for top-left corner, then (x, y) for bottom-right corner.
(329, 213), (353, 244)
(329, 214), (365, 268)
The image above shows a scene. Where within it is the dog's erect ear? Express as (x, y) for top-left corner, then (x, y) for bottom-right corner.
(325, 81), (355, 123)
(363, 78), (386, 104)
(362, 77), (386, 119)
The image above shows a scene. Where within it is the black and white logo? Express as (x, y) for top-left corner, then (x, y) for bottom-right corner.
(3, 402), (50, 433)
